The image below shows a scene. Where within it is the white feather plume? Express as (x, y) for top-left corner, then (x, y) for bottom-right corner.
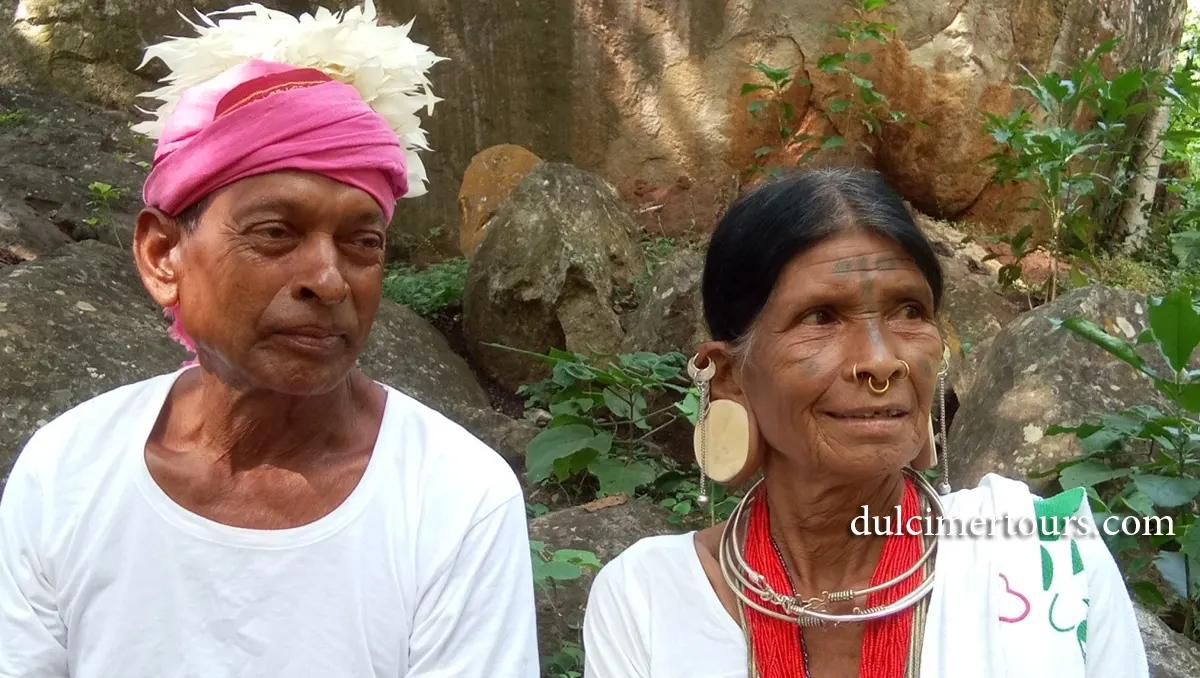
(131, 0), (446, 198)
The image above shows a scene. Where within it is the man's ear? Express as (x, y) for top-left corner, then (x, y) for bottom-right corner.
(133, 207), (184, 308)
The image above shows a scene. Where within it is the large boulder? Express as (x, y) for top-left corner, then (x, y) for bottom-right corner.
(0, 84), (152, 251)
(528, 498), (682, 663)
(915, 214), (1020, 399)
(457, 144), (542, 256)
(0, 240), (493, 488)
(1137, 603), (1200, 678)
(948, 286), (1172, 493)
(4, 1), (1185, 246)
(463, 163), (643, 390)
(620, 247), (708, 356)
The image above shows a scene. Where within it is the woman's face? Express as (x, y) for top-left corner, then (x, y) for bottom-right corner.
(715, 228), (943, 481)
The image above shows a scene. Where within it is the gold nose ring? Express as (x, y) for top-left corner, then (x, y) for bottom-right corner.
(897, 360), (910, 380)
(868, 376), (890, 394)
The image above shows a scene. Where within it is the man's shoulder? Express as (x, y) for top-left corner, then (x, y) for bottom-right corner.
(376, 385), (523, 502)
(9, 371), (178, 485)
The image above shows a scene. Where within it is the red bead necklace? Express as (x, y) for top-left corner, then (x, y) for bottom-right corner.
(741, 478), (925, 678)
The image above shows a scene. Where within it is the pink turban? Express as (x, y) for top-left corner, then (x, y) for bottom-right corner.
(142, 59), (409, 363)
(142, 59), (408, 221)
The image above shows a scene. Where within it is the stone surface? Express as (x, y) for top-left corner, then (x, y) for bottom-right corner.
(0, 241), (187, 490)
(463, 162), (643, 391)
(0, 84), (151, 251)
(2, 0), (1186, 247)
(621, 247), (709, 357)
(442, 402), (538, 469)
(0, 240), (492, 488)
(1137, 603), (1200, 678)
(0, 192), (73, 264)
(457, 144), (542, 256)
(357, 299), (490, 415)
(948, 285), (1173, 493)
(528, 498), (682, 660)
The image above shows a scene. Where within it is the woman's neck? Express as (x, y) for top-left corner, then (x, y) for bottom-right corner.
(762, 456), (906, 598)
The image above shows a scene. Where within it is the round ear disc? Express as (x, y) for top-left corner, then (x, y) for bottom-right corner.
(694, 399), (750, 483)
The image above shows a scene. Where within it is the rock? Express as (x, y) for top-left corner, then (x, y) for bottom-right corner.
(441, 402), (538, 469)
(457, 144), (542, 256)
(0, 241), (188, 489)
(4, 1), (1184, 250)
(463, 163), (643, 391)
(0, 84), (150, 250)
(1137, 603), (1200, 678)
(357, 300), (491, 416)
(948, 285), (1173, 493)
(0, 192), (73, 264)
(0, 240), (493, 488)
(620, 247), (708, 356)
(529, 498), (682, 660)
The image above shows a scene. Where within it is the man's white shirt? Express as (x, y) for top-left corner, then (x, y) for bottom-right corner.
(0, 368), (540, 677)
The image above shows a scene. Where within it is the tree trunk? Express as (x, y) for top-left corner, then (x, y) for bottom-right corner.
(1116, 102), (1173, 254)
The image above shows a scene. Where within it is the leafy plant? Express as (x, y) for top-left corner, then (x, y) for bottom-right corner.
(530, 540), (603, 588)
(542, 640), (585, 678)
(983, 38), (1184, 302)
(381, 257), (468, 318)
(84, 181), (127, 247)
(1039, 284), (1200, 639)
(0, 110), (26, 128)
(739, 0), (918, 176)
(517, 349), (697, 502)
(653, 472), (739, 525)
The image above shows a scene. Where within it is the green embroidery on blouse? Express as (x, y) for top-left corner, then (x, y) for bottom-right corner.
(1034, 487), (1087, 542)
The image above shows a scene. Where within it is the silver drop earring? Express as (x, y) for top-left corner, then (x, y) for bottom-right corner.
(687, 355), (715, 522)
(936, 368), (951, 495)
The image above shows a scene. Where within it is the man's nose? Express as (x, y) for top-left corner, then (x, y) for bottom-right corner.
(293, 237), (349, 305)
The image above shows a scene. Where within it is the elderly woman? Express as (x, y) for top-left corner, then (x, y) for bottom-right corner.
(581, 169), (1147, 677)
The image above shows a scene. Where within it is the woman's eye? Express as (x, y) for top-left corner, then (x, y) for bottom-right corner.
(357, 235), (384, 249)
(900, 303), (926, 319)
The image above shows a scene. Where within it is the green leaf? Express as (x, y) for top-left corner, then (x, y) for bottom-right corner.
(1049, 316), (1155, 378)
(553, 549), (603, 570)
(1180, 523), (1200, 563)
(1153, 551), (1189, 599)
(587, 456), (659, 497)
(862, 0), (888, 11)
(747, 100), (768, 116)
(821, 136), (846, 149)
(828, 98), (852, 113)
(1132, 474), (1200, 508)
(537, 560), (582, 581)
(1069, 265), (1090, 287)
(754, 146), (774, 157)
(525, 426), (612, 484)
(1059, 461), (1129, 489)
(740, 83), (766, 96)
(1131, 581), (1167, 607)
(1148, 287), (1200, 373)
(818, 54), (847, 73)
(1169, 231), (1200, 267)
(603, 387), (634, 419)
(1123, 491), (1156, 516)
(753, 62), (793, 84)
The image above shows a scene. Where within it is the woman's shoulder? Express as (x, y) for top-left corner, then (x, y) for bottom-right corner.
(595, 532), (701, 581)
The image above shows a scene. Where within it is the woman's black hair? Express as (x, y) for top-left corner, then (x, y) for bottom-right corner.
(702, 168), (944, 343)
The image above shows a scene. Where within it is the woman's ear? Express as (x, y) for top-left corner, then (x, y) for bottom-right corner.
(133, 207), (184, 309)
(691, 340), (763, 485)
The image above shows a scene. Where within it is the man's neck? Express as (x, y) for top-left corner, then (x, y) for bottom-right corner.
(167, 368), (378, 473)
(762, 456), (904, 598)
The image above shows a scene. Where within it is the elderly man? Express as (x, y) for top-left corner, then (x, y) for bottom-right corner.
(0, 4), (538, 677)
